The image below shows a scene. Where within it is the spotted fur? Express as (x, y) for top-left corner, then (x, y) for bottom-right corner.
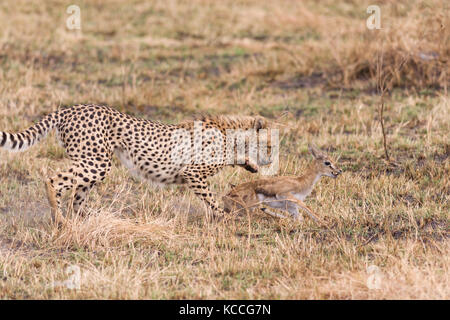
(0, 104), (273, 221)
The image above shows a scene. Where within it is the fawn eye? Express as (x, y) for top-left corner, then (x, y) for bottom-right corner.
(324, 161), (331, 166)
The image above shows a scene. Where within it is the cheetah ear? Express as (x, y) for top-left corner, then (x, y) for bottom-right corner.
(308, 143), (325, 160)
(254, 117), (267, 130)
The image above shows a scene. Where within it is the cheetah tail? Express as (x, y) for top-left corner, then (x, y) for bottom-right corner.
(0, 111), (60, 152)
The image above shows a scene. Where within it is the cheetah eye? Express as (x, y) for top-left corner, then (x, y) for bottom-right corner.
(324, 161), (331, 166)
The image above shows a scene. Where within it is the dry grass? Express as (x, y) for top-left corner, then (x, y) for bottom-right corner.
(0, 0), (449, 299)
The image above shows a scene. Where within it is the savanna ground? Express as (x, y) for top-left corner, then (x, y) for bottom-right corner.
(0, 0), (448, 299)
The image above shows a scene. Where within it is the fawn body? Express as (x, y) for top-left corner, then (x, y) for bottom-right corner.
(223, 144), (342, 222)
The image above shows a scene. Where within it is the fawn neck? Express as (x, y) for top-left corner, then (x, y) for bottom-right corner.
(295, 163), (323, 194)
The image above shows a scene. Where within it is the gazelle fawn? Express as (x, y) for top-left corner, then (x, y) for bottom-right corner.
(223, 144), (342, 223)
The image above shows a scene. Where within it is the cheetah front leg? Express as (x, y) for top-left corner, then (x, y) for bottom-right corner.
(181, 170), (225, 219)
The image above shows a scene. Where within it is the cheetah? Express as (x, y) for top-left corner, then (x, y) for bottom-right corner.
(0, 104), (274, 222)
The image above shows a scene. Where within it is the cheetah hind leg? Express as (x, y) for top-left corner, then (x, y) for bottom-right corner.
(69, 158), (112, 216)
(71, 183), (95, 215)
(46, 169), (79, 224)
(46, 178), (67, 225)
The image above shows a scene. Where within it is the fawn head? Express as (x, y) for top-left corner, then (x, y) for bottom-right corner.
(308, 144), (342, 178)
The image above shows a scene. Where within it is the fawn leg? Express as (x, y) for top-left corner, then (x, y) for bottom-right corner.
(261, 208), (288, 219)
(284, 194), (321, 223)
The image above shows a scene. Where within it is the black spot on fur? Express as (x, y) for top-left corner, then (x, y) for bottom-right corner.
(0, 132), (6, 147)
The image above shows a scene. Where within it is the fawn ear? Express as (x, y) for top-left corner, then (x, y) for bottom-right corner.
(308, 144), (324, 159)
(254, 117), (267, 130)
